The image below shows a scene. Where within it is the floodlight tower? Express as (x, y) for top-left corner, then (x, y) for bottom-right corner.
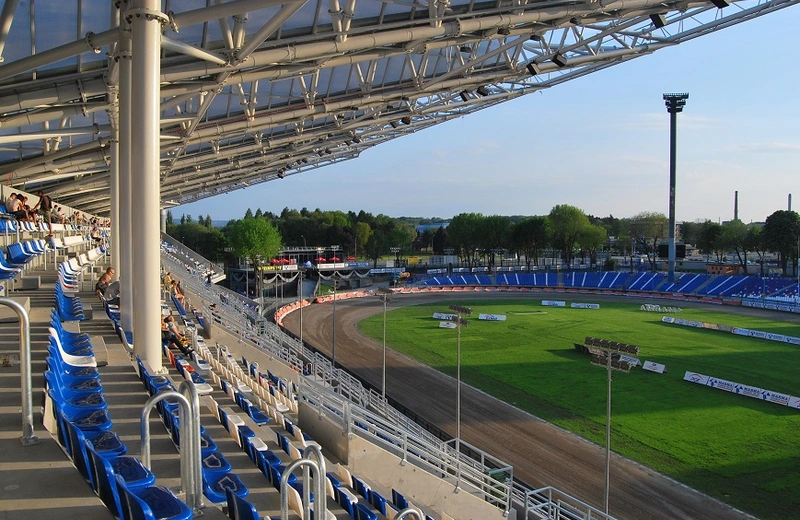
(663, 93), (689, 284)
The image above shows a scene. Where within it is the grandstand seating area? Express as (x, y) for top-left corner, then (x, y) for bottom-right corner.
(421, 270), (800, 303)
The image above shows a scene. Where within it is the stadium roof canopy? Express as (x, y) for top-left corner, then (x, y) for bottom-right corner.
(0, 0), (797, 215)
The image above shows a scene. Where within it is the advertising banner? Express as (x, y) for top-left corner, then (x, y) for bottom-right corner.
(766, 333), (787, 342)
(684, 371), (798, 410)
(433, 312), (455, 320)
(571, 303), (600, 309)
(683, 371), (710, 385)
(542, 300), (566, 307)
(760, 390), (790, 406)
(439, 321), (457, 329)
(643, 361), (666, 374)
(707, 377), (736, 393)
(619, 355), (640, 366)
(478, 314), (507, 321)
(661, 316), (676, 324)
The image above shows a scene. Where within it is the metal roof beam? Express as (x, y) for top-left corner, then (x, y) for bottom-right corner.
(0, 0), (20, 62)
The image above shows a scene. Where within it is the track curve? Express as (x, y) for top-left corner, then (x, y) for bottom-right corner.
(283, 292), (781, 520)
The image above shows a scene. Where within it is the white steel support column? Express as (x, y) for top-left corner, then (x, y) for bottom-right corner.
(160, 209), (166, 233)
(118, 12), (134, 332)
(130, 0), (164, 372)
(108, 4), (121, 276)
(109, 131), (120, 274)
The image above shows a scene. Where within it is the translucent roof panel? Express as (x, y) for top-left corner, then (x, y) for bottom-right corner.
(0, 0), (795, 214)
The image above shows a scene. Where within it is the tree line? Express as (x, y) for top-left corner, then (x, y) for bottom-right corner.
(165, 205), (800, 275)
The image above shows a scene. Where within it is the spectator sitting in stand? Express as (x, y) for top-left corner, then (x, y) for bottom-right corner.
(170, 280), (185, 305)
(7, 194), (28, 221)
(162, 317), (192, 355)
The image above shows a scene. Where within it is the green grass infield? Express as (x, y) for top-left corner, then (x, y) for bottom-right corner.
(357, 299), (800, 520)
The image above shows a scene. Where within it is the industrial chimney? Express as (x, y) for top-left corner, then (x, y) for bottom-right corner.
(789, 193), (793, 212)
(734, 191), (739, 221)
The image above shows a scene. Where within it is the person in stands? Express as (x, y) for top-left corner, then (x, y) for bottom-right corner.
(170, 280), (186, 305)
(162, 316), (192, 355)
(32, 190), (54, 236)
(6, 194), (28, 221)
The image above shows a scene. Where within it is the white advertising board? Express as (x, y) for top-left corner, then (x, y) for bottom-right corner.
(542, 300), (566, 307)
(642, 361), (666, 374)
(683, 371), (709, 385)
(478, 314), (507, 321)
(439, 321), (457, 329)
(684, 371), (798, 410)
(433, 313), (455, 320)
(570, 303), (600, 309)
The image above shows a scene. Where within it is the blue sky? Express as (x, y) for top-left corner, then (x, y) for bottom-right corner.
(181, 6), (800, 225)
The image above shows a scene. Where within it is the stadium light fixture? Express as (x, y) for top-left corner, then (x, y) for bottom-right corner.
(551, 53), (567, 67)
(710, 0), (730, 7)
(589, 344), (636, 515)
(401, 116), (412, 125)
(459, 91), (470, 102)
(390, 121), (399, 128)
(526, 62), (541, 76)
(476, 86), (490, 97)
(448, 304), (472, 492)
(663, 93), (689, 285)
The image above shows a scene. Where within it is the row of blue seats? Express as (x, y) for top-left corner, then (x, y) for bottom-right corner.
(152, 351), (253, 505)
(47, 306), (192, 520)
(229, 352), (434, 520)
(55, 283), (86, 321)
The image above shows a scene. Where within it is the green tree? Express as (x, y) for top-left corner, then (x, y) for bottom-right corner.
(353, 221), (372, 258)
(166, 210), (174, 226)
(228, 218), (283, 300)
(244, 208), (254, 219)
(549, 205), (590, 266)
(719, 220), (753, 272)
(697, 220), (723, 262)
(432, 226), (448, 255)
(627, 212), (668, 271)
(364, 230), (388, 268)
(511, 217), (550, 268)
(579, 224), (607, 266)
(448, 213), (484, 266)
(762, 210), (800, 272)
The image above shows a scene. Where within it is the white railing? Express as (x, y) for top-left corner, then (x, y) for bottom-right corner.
(159, 243), (618, 520)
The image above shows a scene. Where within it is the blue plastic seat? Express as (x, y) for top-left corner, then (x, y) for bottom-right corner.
(369, 490), (388, 516)
(225, 488), (260, 520)
(203, 472), (249, 504)
(356, 503), (378, 520)
(116, 474), (192, 520)
(200, 433), (218, 456)
(255, 449), (282, 476)
(202, 451), (232, 475)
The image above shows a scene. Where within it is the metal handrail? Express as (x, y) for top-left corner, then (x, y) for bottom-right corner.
(140, 389), (203, 514)
(280, 457), (324, 520)
(396, 509), (424, 520)
(0, 297), (38, 446)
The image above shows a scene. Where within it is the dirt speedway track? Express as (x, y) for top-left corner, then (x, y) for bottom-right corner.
(282, 292), (773, 520)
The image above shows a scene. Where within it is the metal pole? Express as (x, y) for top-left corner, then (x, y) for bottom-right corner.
(605, 351), (612, 514)
(0, 298), (38, 445)
(332, 278), (336, 368)
(299, 271), (303, 346)
(382, 297), (387, 400)
(455, 311), (462, 492)
(667, 107), (677, 283)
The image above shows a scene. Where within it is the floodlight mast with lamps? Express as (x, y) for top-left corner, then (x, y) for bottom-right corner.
(590, 346), (635, 515)
(448, 304), (472, 492)
(663, 92), (689, 284)
(376, 288), (393, 400)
